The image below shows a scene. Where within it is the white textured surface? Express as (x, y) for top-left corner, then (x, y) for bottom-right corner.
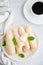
(7, 0), (43, 65)
(0, 0), (43, 65)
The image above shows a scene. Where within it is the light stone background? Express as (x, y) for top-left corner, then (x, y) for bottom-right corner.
(0, 0), (43, 65)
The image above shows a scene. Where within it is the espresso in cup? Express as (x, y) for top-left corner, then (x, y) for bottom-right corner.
(32, 2), (43, 15)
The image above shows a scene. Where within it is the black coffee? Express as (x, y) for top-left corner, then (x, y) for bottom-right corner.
(32, 2), (43, 15)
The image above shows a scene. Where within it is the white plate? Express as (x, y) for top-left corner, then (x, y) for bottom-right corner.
(2, 24), (39, 62)
(23, 0), (43, 25)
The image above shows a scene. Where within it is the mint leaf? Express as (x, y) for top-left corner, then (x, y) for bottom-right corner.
(2, 40), (6, 46)
(18, 53), (25, 58)
(28, 36), (35, 41)
(12, 37), (17, 45)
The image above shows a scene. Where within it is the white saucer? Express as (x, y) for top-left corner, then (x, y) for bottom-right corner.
(23, 0), (43, 25)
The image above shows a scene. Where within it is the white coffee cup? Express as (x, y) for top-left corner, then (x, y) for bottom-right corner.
(23, 0), (43, 24)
